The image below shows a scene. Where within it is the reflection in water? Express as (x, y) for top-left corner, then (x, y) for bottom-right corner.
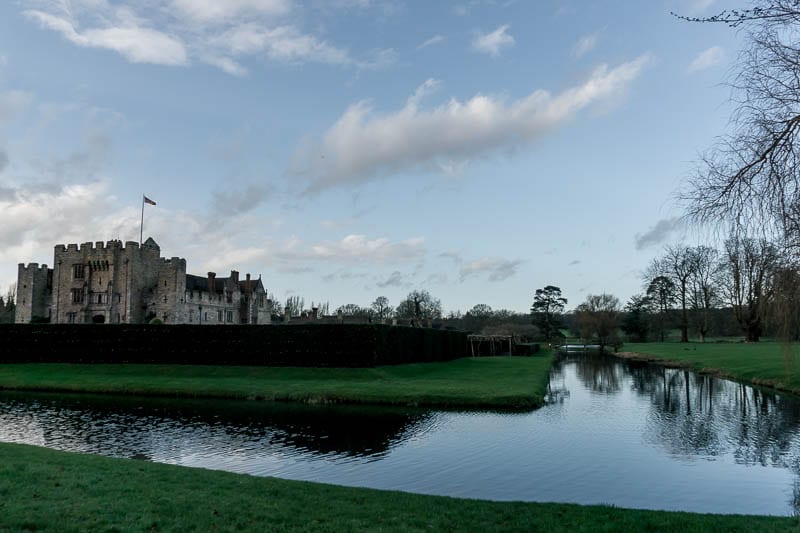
(0, 393), (435, 463)
(4, 356), (800, 515)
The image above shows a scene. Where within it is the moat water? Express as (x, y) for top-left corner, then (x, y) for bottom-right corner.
(2, 353), (800, 515)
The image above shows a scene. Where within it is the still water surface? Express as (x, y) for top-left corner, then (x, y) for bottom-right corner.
(2, 354), (800, 515)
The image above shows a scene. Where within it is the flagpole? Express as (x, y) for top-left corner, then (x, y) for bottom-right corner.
(139, 195), (145, 245)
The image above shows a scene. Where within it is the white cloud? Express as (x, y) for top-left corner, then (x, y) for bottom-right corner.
(24, 10), (187, 65)
(472, 24), (514, 56)
(169, 0), (291, 24)
(459, 258), (522, 282)
(211, 23), (351, 65)
(417, 35), (444, 50)
(306, 234), (424, 263)
(688, 46), (724, 73)
(0, 180), (115, 257)
(20, 1), (373, 74)
(572, 33), (599, 58)
(298, 55), (650, 190)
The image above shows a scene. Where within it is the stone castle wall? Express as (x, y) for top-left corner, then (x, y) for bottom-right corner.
(16, 263), (51, 323)
(16, 238), (271, 325)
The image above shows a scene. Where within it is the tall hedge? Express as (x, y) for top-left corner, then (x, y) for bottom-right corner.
(0, 324), (469, 367)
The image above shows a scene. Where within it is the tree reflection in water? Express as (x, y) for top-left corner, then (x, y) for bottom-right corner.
(556, 352), (800, 514)
(0, 392), (437, 462)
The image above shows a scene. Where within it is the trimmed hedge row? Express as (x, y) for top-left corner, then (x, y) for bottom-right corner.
(0, 324), (469, 367)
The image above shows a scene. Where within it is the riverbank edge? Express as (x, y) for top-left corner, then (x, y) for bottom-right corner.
(1, 442), (796, 532)
(0, 354), (554, 410)
(614, 350), (800, 397)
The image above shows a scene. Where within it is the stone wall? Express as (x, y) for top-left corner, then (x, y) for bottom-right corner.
(16, 238), (270, 325)
(15, 263), (51, 323)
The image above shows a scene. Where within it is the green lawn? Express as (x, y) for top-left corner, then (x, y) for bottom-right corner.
(0, 354), (553, 409)
(0, 442), (795, 532)
(622, 341), (800, 394)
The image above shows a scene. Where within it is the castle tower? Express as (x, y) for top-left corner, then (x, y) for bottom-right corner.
(15, 263), (52, 323)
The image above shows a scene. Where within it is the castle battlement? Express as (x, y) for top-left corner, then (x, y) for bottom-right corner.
(18, 262), (49, 272)
(56, 240), (142, 254)
(17, 237), (271, 326)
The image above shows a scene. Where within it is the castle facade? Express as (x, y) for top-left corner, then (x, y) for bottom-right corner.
(16, 238), (271, 325)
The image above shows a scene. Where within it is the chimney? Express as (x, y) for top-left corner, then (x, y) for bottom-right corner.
(230, 270), (239, 284)
(245, 273), (251, 293)
(312, 307), (319, 319)
(207, 272), (216, 293)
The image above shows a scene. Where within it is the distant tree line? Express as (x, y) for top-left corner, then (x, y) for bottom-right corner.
(0, 284), (15, 324)
(629, 234), (793, 343)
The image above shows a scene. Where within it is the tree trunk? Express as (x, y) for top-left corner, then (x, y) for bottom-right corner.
(680, 293), (689, 343)
(747, 323), (761, 342)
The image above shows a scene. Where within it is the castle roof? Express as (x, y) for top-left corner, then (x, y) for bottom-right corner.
(239, 277), (264, 294)
(186, 274), (227, 293)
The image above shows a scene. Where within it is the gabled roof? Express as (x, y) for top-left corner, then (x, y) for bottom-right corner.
(238, 277), (264, 294)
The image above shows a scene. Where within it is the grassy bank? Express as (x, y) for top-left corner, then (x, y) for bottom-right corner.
(0, 442), (795, 532)
(622, 341), (800, 394)
(0, 354), (552, 409)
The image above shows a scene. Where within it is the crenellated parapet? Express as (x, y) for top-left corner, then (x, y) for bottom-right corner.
(18, 236), (270, 325)
(18, 262), (50, 274)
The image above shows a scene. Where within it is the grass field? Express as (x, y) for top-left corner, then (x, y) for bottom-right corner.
(0, 442), (796, 532)
(0, 354), (553, 409)
(622, 341), (800, 394)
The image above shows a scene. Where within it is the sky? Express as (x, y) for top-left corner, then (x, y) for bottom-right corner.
(0, 0), (747, 314)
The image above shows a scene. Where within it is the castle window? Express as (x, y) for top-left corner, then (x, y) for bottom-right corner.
(189, 310), (194, 323)
(226, 310), (233, 323)
(67, 312), (76, 323)
(162, 313), (167, 323)
(163, 295), (168, 303)
(72, 264), (85, 279)
(204, 312), (208, 321)
(71, 288), (84, 304)
(164, 280), (167, 287)
(217, 310), (223, 322)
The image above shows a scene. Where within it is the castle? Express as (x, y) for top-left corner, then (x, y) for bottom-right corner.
(15, 238), (272, 325)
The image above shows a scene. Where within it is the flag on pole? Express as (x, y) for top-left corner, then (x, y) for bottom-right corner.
(144, 195), (157, 206)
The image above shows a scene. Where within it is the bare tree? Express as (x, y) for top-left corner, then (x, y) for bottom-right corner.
(720, 235), (780, 341)
(574, 293), (622, 350)
(688, 245), (721, 342)
(285, 295), (305, 317)
(396, 290), (442, 321)
(677, 2), (800, 247)
(0, 283), (15, 324)
(335, 303), (368, 318)
(370, 296), (393, 320)
(647, 246), (696, 342)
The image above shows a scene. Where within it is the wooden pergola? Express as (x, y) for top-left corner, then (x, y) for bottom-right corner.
(467, 334), (514, 357)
